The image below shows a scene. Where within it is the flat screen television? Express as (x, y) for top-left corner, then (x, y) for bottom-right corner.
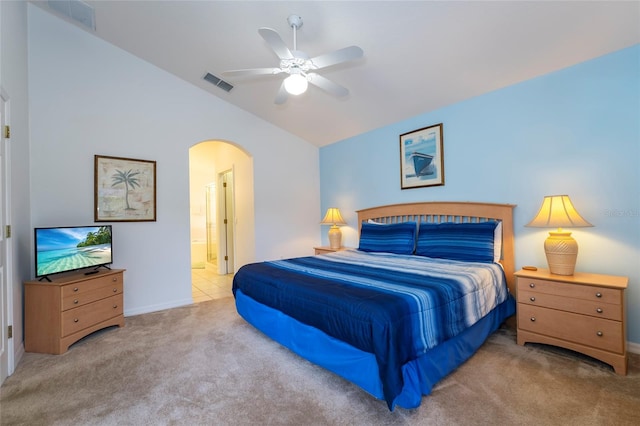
(35, 225), (113, 280)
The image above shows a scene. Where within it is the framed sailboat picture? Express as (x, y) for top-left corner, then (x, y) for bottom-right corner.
(399, 123), (445, 189)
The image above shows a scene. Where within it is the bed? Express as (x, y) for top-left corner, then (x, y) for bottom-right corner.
(233, 202), (517, 410)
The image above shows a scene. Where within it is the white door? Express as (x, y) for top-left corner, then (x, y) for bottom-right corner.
(224, 169), (235, 273)
(218, 169), (235, 274)
(0, 92), (10, 383)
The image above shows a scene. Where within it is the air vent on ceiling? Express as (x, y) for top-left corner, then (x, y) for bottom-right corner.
(48, 0), (96, 31)
(204, 73), (233, 93)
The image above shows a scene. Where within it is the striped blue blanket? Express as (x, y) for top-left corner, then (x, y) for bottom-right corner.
(232, 249), (509, 409)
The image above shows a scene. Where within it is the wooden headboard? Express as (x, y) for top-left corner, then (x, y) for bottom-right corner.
(356, 202), (516, 294)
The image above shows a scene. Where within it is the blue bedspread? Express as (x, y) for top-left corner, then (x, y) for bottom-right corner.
(232, 249), (509, 409)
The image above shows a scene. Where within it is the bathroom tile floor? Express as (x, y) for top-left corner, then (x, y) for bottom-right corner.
(192, 263), (234, 303)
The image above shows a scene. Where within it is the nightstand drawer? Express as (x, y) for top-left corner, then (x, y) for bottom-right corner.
(518, 304), (624, 354)
(517, 278), (622, 305)
(518, 289), (622, 321)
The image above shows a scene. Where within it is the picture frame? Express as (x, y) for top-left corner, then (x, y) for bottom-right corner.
(94, 155), (157, 222)
(399, 123), (445, 189)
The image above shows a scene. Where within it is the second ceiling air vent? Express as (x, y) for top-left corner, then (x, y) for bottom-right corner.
(48, 0), (96, 31)
(204, 73), (233, 93)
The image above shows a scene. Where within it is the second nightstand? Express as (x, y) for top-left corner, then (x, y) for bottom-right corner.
(314, 246), (349, 255)
(515, 268), (628, 375)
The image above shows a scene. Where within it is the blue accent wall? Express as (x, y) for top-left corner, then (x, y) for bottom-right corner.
(320, 45), (640, 345)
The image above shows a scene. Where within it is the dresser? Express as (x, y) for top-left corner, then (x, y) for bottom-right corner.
(515, 268), (628, 374)
(25, 269), (125, 354)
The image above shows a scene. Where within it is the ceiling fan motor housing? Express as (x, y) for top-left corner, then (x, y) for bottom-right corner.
(287, 14), (303, 29)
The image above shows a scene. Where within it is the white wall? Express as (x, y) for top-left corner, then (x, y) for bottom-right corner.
(1, 0), (31, 370)
(320, 45), (640, 345)
(27, 5), (320, 316)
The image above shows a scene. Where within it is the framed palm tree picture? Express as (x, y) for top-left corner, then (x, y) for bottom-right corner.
(94, 155), (157, 222)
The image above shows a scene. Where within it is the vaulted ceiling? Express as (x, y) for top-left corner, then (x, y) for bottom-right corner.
(33, 1), (640, 147)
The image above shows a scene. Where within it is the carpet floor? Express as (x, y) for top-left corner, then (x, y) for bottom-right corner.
(1, 297), (638, 425)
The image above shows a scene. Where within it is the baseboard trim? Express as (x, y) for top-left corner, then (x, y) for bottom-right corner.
(627, 341), (640, 355)
(124, 298), (194, 317)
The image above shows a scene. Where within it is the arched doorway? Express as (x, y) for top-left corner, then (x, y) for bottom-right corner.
(188, 140), (254, 303)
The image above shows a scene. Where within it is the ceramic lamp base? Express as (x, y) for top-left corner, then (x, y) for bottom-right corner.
(328, 226), (342, 249)
(544, 231), (578, 276)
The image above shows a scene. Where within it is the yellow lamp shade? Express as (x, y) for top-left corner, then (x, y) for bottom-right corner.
(526, 195), (593, 276)
(526, 195), (593, 229)
(320, 208), (347, 249)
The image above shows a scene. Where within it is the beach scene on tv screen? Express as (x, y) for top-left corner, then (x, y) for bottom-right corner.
(36, 226), (112, 276)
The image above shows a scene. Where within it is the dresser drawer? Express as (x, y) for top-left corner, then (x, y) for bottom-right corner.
(517, 278), (622, 305)
(62, 279), (123, 311)
(61, 294), (123, 337)
(518, 289), (622, 321)
(518, 304), (624, 354)
(61, 272), (123, 298)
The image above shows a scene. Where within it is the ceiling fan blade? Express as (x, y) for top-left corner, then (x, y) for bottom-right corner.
(258, 27), (294, 60)
(309, 46), (364, 70)
(307, 73), (349, 97)
(222, 68), (283, 77)
(274, 80), (288, 105)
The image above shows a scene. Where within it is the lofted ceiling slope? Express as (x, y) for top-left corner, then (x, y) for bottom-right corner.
(32, 1), (640, 147)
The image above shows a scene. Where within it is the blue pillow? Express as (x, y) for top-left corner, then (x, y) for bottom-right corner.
(415, 221), (498, 262)
(358, 221), (417, 255)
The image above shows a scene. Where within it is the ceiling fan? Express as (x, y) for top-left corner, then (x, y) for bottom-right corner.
(223, 15), (364, 105)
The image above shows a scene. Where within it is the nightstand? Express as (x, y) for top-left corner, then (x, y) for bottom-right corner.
(515, 268), (628, 375)
(314, 246), (348, 255)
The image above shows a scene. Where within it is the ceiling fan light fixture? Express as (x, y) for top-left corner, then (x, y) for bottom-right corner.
(284, 73), (308, 95)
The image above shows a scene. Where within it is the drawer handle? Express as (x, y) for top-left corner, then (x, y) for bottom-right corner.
(597, 331), (603, 337)
(113, 304), (118, 309)
(113, 288), (118, 293)
(530, 317), (536, 322)
(596, 308), (603, 314)
(529, 283), (535, 288)
(73, 287), (79, 292)
(596, 292), (602, 298)
(74, 318), (79, 323)
(73, 299), (79, 305)
(112, 277), (118, 282)
(529, 296), (536, 302)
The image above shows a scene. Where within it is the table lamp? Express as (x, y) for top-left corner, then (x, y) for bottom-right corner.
(320, 207), (347, 249)
(526, 195), (593, 275)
